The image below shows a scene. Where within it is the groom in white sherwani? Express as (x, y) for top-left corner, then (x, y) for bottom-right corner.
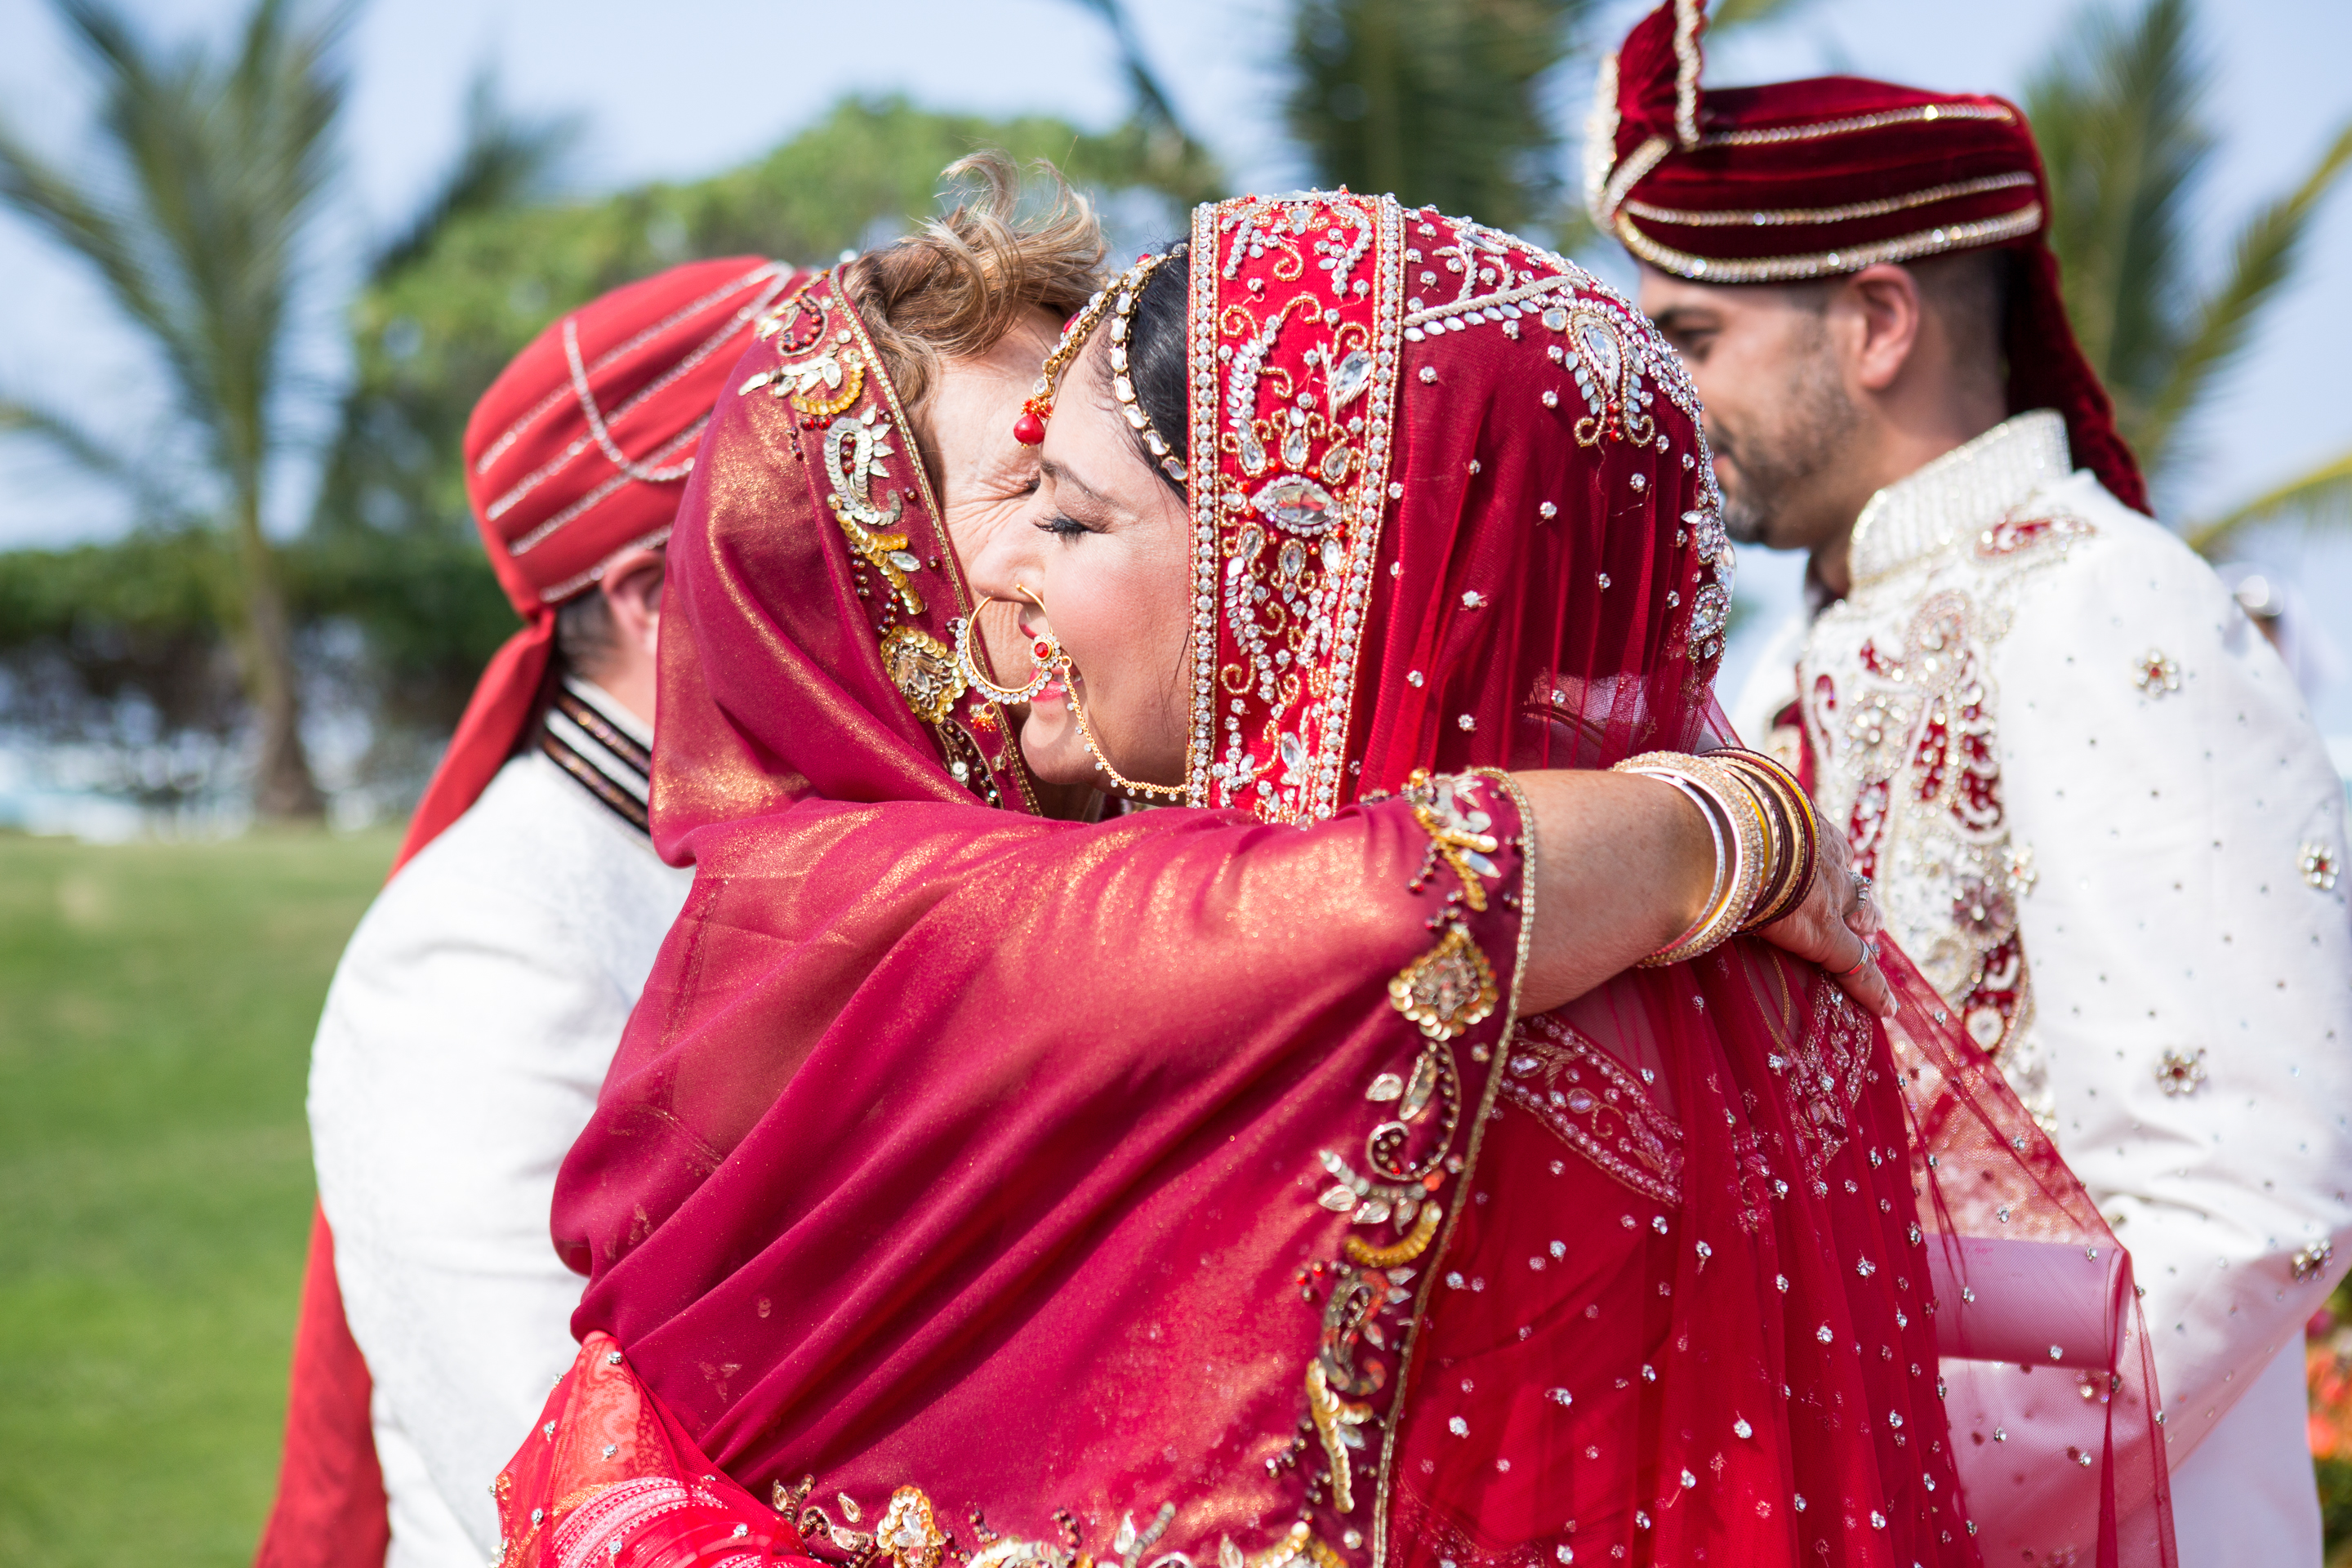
(1587, 5), (2352, 1562)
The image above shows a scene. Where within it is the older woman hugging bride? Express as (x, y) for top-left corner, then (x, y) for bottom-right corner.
(492, 162), (2168, 1568)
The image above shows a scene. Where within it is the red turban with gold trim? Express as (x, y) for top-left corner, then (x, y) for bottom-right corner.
(1589, 0), (2147, 513)
(390, 256), (802, 870)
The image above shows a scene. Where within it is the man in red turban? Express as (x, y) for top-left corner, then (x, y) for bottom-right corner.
(1594, 5), (2352, 1564)
(256, 257), (801, 1568)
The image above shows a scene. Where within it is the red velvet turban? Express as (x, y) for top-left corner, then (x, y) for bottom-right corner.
(1589, 0), (2147, 513)
(391, 256), (800, 869)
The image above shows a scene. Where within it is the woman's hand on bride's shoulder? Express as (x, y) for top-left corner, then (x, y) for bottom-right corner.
(1753, 824), (1895, 1018)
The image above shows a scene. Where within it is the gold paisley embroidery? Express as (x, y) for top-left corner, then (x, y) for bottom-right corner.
(1386, 925), (1497, 1042)
(821, 414), (924, 615)
(880, 626), (964, 724)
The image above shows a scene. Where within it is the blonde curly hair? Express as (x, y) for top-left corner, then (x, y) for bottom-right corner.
(838, 153), (1107, 465)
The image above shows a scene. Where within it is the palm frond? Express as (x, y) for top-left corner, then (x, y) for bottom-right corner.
(0, 113), (175, 350)
(1061, 0), (1186, 146)
(0, 395), (210, 529)
(2182, 446), (2352, 557)
(1708, 0), (1820, 33)
(1059, 0), (1224, 207)
(0, 396), (144, 489)
(2027, 0), (2213, 466)
(0, 0), (350, 814)
(63, 0), (354, 489)
(2142, 119), (2352, 466)
(1287, 0), (1589, 238)
(371, 70), (576, 284)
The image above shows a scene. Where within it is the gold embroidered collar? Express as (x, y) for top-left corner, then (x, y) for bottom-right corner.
(1846, 410), (2071, 589)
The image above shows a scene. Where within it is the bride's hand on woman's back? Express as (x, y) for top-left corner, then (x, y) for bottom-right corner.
(1753, 822), (1895, 1018)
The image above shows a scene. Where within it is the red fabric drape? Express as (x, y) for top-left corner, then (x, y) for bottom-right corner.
(254, 1208), (389, 1568)
(505, 199), (2167, 1568)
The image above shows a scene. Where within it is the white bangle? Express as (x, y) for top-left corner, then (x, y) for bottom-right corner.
(1628, 769), (1726, 962)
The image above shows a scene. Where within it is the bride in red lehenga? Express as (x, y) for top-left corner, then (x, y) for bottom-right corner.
(497, 196), (2170, 1568)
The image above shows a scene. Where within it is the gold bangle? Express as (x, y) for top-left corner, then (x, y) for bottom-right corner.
(1715, 749), (1818, 929)
(1632, 770), (1728, 960)
(1716, 755), (1797, 928)
(1615, 752), (1767, 965)
(1722, 760), (1797, 927)
(1692, 755), (1771, 933)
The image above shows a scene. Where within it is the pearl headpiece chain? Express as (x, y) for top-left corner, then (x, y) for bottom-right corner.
(1012, 247), (1189, 486)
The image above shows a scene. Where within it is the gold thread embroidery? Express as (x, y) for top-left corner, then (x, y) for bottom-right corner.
(872, 1487), (950, 1568)
(1343, 1205), (1441, 1268)
(819, 414), (924, 615)
(1670, 0), (1702, 149)
(786, 347), (866, 417)
(1623, 170), (2038, 229)
(1699, 100), (2015, 148)
(1304, 1361), (1373, 1514)
(879, 626), (964, 724)
(1369, 768), (1535, 1567)
(829, 276), (1045, 818)
(1184, 194), (1407, 818)
(1617, 203), (2043, 283)
(1404, 783), (1499, 911)
(1386, 924), (1498, 1041)
(1595, 133), (1671, 225)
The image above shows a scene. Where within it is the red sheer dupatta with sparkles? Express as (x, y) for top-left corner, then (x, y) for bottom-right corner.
(500, 203), (2167, 1568)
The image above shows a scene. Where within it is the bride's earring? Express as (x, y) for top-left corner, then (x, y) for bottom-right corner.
(956, 593), (1061, 704)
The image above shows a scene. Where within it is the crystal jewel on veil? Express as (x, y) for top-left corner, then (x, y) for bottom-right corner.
(1250, 474), (1339, 535)
(1327, 349), (1374, 414)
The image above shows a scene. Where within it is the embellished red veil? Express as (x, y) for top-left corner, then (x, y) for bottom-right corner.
(500, 198), (2168, 1568)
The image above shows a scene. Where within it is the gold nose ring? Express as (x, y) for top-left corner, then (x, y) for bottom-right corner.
(956, 594), (1062, 704)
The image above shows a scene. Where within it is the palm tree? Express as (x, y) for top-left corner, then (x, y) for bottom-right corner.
(1279, 0), (1811, 246)
(1061, 0), (1225, 212)
(0, 0), (350, 818)
(1285, 0), (1588, 237)
(2027, 0), (2352, 551)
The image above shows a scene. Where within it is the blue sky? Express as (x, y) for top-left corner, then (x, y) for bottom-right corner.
(2, 0), (2347, 723)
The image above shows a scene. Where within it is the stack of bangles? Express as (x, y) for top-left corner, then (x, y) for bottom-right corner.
(1610, 748), (1821, 967)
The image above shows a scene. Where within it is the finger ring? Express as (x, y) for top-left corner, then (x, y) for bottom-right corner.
(1831, 936), (1872, 977)
(1851, 871), (1872, 901)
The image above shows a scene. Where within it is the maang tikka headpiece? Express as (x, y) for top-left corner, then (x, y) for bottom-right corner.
(1013, 247), (1189, 485)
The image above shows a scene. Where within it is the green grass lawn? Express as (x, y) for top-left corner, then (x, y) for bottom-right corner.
(0, 827), (396, 1567)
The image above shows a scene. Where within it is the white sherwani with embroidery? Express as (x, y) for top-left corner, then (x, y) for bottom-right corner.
(1772, 412), (2352, 1563)
(310, 684), (692, 1568)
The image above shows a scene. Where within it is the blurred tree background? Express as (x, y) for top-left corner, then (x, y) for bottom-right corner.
(2026, 0), (2352, 554)
(0, 0), (358, 819)
(0, 0), (2344, 823)
(0, 0), (1220, 822)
